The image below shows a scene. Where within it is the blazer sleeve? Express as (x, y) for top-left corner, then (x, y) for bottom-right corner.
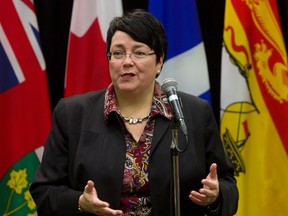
(203, 100), (239, 216)
(30, 99), (82, 216)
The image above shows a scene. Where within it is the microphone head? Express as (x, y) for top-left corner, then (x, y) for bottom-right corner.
(161, 78), (178, 93)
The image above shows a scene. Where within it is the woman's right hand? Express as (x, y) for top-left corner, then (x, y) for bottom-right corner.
(79, 180), (123, 216)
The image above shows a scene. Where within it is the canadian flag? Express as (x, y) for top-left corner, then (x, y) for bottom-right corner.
(65, 0), (123, 97)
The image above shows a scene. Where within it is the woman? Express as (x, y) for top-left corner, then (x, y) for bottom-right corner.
(30, 9), (238, 216)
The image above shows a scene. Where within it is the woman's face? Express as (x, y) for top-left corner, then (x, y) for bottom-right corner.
(108, 31), (163, 95)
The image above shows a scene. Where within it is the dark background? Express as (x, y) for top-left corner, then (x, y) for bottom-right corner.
(34, 0), (288, 124)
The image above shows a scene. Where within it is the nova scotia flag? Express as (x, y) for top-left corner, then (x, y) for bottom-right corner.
(149, 0), (211, 104)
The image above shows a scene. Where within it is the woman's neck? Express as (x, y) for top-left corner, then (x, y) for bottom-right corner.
(116, 89), (154, 118)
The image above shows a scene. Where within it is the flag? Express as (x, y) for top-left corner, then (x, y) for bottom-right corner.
(65, 0), (123, 97)
(148, 0), (211, 103)
(220, 0), (288, 215)
(0, 0), (51, 215)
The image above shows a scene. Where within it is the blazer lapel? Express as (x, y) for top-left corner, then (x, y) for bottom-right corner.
(150, 117), (171, 156)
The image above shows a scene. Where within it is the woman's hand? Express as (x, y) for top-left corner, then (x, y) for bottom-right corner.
(79, 180), (123, 216)
(189, 163), (220, 206)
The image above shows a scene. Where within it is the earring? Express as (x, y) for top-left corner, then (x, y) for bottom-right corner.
(156, 70), (161, 77)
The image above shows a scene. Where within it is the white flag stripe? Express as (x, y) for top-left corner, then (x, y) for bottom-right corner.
(0, 24), (25, 83)
(70, 0), (122, 41)
(220, 49), (251, 117)
(157, 43), (209, 96)
(14, 0), (46, 71)
(35, 146), (45, 162)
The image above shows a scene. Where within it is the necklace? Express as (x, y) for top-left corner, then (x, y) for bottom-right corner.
(119, 113), (150, 125)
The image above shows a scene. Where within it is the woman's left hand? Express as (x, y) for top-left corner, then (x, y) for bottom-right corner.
(189, 163), (220, 206)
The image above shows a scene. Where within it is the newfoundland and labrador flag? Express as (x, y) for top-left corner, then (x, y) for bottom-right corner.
(148, 0), (211, 104)
(0, 0), (51, 215)
(220, 0), (288, 215)
(65, 0), (123, 97)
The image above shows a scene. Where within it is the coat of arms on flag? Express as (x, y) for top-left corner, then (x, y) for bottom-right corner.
(220, 0), (288, 215)
(0, 1), (51, 215)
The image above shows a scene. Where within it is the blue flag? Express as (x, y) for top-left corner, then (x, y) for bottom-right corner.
(149, 0), (211, 104)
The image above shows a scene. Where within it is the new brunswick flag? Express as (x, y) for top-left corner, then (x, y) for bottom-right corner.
(0, 0), (51, 215)
(220, 0), (288, 215)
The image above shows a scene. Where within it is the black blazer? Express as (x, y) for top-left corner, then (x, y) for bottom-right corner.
(30, 90), (238, 216)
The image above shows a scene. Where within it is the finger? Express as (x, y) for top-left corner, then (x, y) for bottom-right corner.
(209, 163), (217, 180)
(102, 208), (124, 215)
(189, 191), (210, 206)
(83, 180), (109, 208)
(84, 180), (95, 194)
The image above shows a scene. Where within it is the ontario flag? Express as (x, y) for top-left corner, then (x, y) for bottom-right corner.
(65, 0), (123, 97)
(0, 0), (51, 215)
(220, 0), (288, 215)
(148, 0), (211, 104)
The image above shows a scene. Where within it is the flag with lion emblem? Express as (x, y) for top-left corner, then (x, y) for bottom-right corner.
(220, 0), (288, 215)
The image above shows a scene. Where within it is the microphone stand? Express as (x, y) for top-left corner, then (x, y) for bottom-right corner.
(170, 120), (181, 216)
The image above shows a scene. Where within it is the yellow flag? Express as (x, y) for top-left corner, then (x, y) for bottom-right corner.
(220, 0), (288, 215)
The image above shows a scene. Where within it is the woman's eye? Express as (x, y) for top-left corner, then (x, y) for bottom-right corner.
(134, 51), (146, 57)
(113, 51), (124, 56)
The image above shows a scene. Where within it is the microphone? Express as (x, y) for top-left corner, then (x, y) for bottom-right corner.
(161, 78), (188, 141)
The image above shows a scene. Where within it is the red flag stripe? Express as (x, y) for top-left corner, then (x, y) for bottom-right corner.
(231, 0), (288, 154)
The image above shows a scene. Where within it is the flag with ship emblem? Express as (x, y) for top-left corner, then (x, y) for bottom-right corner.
(0, 0), (51, 215)
(220, 0), (288, 215)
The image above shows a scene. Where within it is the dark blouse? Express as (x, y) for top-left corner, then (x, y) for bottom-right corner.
(104, 82), (172, 215)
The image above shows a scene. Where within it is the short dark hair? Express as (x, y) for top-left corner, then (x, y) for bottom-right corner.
(106, 9), (168, 64)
